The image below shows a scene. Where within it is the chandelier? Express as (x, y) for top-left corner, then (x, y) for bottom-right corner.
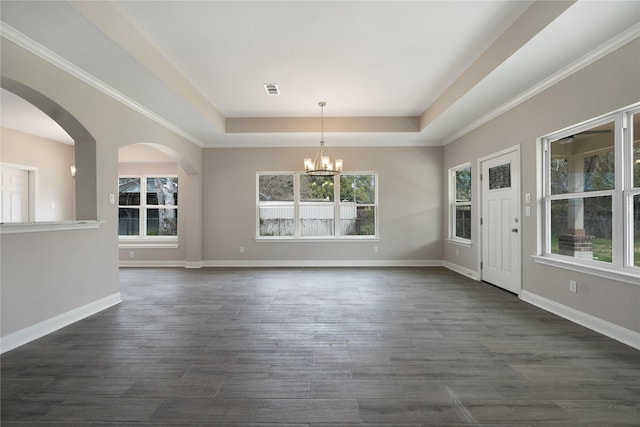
(304, 102), (343, 176)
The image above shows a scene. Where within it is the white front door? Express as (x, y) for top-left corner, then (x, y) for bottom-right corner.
(481, 149), (521, 294)
(1, 165), (30, 223)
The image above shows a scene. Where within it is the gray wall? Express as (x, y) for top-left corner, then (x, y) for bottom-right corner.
(1, 127), (75, 221)
(202, 146), (443, 264)
(117, 144), (444, 266)
(1, 37), (202, 339)
(2, 28), (637, 346)
(443, 38), (640, 333)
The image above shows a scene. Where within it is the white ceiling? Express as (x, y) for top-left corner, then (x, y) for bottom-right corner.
(113, 0), (528, 118)
(0, 88), (74, 144)
(1, 1), (638, 148)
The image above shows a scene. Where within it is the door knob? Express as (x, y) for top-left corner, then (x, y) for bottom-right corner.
(511, 228), (519, 233)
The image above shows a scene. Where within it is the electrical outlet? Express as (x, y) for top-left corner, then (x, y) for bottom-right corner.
(239, 246), (245, 254)
(526, 206), (531, 217)
(525, 192), (531, 203)
(569, 280), (577, 293)
(373, 246), (378, 253)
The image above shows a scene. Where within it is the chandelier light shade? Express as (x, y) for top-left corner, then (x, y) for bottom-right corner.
(304, 102), (343, 176)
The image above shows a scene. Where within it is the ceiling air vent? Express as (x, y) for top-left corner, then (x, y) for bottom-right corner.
(264, 83), (280, 95)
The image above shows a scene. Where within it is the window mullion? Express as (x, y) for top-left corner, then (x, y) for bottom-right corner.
(140, 176), (147, 237)
(334, 174), (340, 236)
(612, 112), (625, 267)
(543, 196), (551, 255)
(294, 173), (300, 238)
(449, 169), (456, 240)
(623, 189), (633, 267)
(547, 190), (615, 201)
(255, 173), (259, 238)
(622, 111), (635, 268)
(543, 138), (551, 255)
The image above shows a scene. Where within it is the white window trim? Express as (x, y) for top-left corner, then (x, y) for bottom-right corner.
(256, 171), (378, 240)
(539, 103), (640, 283)
(118, 235), (179, 249)
(448, 162), (472, 245)
(533, 255), (639, 286)
(118, 175), (178, 245)
(447, 239), (473, 248)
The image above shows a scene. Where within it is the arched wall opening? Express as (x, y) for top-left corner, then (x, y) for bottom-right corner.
(117, 142), (201, 266)
(1, 77), (97, 220)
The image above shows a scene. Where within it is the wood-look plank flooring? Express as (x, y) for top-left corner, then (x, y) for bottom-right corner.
(2, 267), (639, 426)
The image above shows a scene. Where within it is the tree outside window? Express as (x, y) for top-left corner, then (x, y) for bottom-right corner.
(258, 174), (294, 237)
(543, 104), (640, 273)
(450, 164), (471, 241)
(548, 122), (614, 263)
(340, 174), (376, 236)
(257, 172), (377, 238)
(119, 176), (178, 237)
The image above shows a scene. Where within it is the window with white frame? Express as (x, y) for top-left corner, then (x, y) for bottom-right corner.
(119, 176), (178, 238)
(449, 163), (471, 242)
(541, 103), (639, 277)
(257, 172), (377, 239)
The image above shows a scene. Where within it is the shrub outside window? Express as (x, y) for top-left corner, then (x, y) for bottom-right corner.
(119, 176), (178, 238)
(257, 172), (377, 239)
(450, 163), (471, 242)
(339, 174), (376, 236)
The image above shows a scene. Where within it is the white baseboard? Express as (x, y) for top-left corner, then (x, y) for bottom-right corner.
(119, 260), (186, 268)
(520, 290), (640, 350)
(443, 261), (480, 281)
(185, 261), (204, 269)
(1, 292), (122, 354)
(120, 259), (445, 268)
(202, 259), (444, 268)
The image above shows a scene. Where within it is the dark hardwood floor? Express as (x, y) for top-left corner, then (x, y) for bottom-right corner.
(2, 267), (639, 426)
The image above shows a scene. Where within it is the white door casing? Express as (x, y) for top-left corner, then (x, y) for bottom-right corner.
(480, 147), (521, 294)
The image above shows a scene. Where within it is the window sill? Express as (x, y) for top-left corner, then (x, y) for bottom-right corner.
(119, 238), (178, 249)
(532, 255), (640, 286)
(0, 220), (102, 234)
(447, 239), (473, 248)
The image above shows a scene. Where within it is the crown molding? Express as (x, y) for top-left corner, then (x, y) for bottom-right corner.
(442, 24), (640, 146)
(0, 22), (206, 147)
(4, 19), (636, 149)
(226, 116), (420, 134)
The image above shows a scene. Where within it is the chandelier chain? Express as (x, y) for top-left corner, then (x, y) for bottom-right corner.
(303, 101), (342, 176)
(319, 101), (325, 142)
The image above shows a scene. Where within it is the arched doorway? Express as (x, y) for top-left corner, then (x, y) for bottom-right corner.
(1, 77), (97, 220)
(117, 142), (201, 267)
